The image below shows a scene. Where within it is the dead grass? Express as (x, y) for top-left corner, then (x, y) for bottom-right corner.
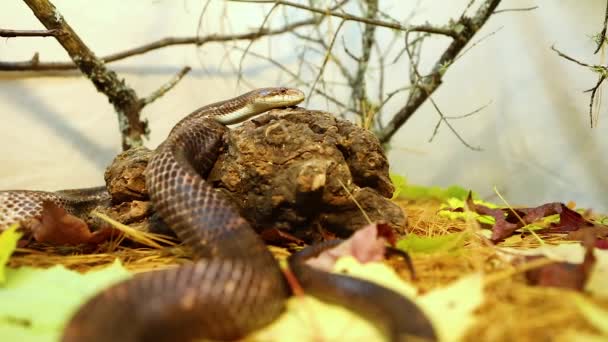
(7, 199), (607, 340)
(398, 199), (605, 341)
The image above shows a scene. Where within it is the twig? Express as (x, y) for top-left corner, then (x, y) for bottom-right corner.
(551, 45), (606, 128)
(0, 28), (62, 37)
(377, 0), (502, 144)
(0, 17), (318, 71)
(228, 0), (459, 38)
(20, 0), (189, 150)
(352, 0), (378, 129)
(493, 6), (538, 15)
(140, 66), (191, 106)
(428, 101), (491, 143)
(307, 20), (347, 106)
(595, 0), (608, 54)
(236, 2), (280, 88)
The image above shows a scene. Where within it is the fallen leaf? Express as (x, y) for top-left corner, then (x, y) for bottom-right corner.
(418, 273), (485, 342)
(0, 260), (131, 342)
(524, 254), (595, 291)
(567, 226), (608, 249)
(390, 173), (475, 201)
(396, 232), (467, 255)
(595, 239), (608, 249)
(23, 201), (114, 246)
(0, 224), (22, 284)
(499, 244), (608, 297)
(260, 227), (305, 245)
(255, 256), (484, 342)
(306, 223), (387, 272)
(449, 195), (605, 242)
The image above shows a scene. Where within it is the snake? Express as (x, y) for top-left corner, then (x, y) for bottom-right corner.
(0, 87), (436, 342)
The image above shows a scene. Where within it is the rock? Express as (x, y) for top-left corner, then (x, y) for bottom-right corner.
(102, 108), (406, 242)
(208, 108), (406, 242)
(104, 146), (151, 203)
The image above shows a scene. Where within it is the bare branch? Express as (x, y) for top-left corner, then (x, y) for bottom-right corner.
(0, 28), (62, 37)
(0, 17), (319, 71)
(228, 0), (459, 38)
(307, 20), (347, 106)
(140, 66), (191, 107)
(552, 45), (607, 128)
(377, 0), (502, 144)
(493, 6), (538, 15)
(21, 0), (147, 150)
(594, 1), (608, 54)
(551, 45), (592, 67)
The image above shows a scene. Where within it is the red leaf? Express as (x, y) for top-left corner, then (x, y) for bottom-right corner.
(525, 241), (596, 291)
(306, 223), (387, 271)
(595, 239), (608, 249)
(461, 195), (604, 242)
(260, 227), (305, 245)
(23, 201), (115, 246)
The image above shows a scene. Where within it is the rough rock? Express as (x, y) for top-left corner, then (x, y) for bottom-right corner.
(104, 146), (151, 203)
(208, 108), (405, 242)
(103, 108), (406, 242)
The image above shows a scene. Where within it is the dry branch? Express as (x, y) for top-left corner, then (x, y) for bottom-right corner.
(0, 17), (318, 72)
(377, 0), (502, 144)
(21, 0), (191, 150)
(228, 0), (459, 38)
(5, 0), (523, 148)
(551, 45), (606, 128)
(0, 28), (62, 37)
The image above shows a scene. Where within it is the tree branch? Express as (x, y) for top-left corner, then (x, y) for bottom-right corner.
(377, 0), (502, 144)
(140, 66), (191, 107)
(228, 0), (459, 38)
(552, 45), (606, 128)
(0, 28), (62, 37)
(0, 17), (318, 71)
(594, 0), (608, 54)
(20, 0), (189, 150)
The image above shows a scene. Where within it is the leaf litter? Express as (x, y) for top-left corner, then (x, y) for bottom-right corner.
(1, 181), (608, 341)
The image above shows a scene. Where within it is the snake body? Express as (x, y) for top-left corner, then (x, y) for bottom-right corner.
(0, 88), (436, 342)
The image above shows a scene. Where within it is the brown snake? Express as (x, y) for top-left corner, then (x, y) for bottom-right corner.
(0, 88), (436, 342)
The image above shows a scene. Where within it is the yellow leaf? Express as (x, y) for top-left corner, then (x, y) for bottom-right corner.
(0, 224), (22, 284)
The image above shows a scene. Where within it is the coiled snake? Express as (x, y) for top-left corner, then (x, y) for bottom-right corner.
(0, 88), (436, 342)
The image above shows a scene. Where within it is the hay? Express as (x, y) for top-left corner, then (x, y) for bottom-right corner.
(7, 199), (607, 340)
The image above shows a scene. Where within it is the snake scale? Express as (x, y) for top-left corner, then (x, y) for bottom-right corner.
(0, 88), (436, 342)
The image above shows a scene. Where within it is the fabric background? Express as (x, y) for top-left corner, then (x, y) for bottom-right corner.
(1, 0), (606, 211)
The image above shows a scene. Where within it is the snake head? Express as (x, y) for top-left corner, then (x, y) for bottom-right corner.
(214, 87), (305, 125)
(253, 87), (305, 109)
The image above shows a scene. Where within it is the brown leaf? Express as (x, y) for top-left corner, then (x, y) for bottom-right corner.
(596, 239), (608, 249)
(525, 242), (596, 291)
(260, 227), (305, 245)
(376, 221), (397, 246)
(567, 226), (608, 242)
(461, 195), (604, 242)
(306, 223), (387, 271)
(464, 193), (517, 242)
(23, 201), (115, 246)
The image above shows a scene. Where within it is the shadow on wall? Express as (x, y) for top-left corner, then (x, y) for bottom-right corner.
(0, 81), (115, 169)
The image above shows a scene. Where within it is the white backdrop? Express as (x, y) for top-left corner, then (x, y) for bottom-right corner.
(1, 0), (607, 212)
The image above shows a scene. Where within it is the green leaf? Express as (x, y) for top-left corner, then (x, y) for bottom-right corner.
(0, 224), (22, 284)
(396, 232), (467, 254)
(389, 173), (475, 201)
(252, 258), (485, 342)
(0, 260), (131, 342)
(251, 256), (418, 341)
(438, 197), (497, 225)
